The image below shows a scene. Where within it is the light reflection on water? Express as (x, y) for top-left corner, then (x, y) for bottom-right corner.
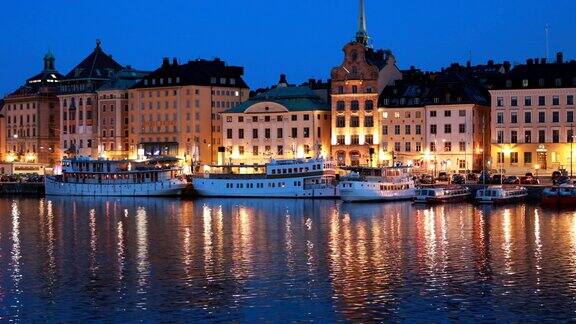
(0, 197), (575, 321)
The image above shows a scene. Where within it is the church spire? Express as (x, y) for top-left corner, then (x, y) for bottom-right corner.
(355, 0), (369, 45)
(43, 50), (55, 71)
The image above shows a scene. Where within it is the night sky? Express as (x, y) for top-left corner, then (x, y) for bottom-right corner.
(1, 0), (575, 95)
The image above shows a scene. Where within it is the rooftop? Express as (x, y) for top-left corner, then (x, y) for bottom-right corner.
(63, 40), (123, 81)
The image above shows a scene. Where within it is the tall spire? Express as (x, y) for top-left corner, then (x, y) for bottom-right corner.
(356, 0), (369, 45)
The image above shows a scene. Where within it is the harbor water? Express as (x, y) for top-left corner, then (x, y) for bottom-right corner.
(0, 197), (575, 321)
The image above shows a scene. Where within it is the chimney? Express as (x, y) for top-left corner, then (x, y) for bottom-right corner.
(278, 74), (288, 87)
(503, 61), (511, 73)
(527, 59), (534, 65)
(162, 57), (170, 67)
(172, 57), (178, 66)
(541, 58), (547, 64)
(557, 52), (564, 64)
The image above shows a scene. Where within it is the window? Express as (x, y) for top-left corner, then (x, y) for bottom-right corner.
(264, 116), (271, 122)
(303, 127), (310, 138)
(553, 111), (559, 123)
(291, 115), (297, 121)
(525, 96), (532, 106)
(539, 111), (546, 123)
(511, 152), (519, 164)
(364, 116), (374, 127)
(553, 96), (560, 106)
(459, 124), (466, 133)
(496, 97), (504, 107)
(303, 114), (310, 121)
(405, 142), (411, 152)
(444, 141), (452, 152)
(511, 97), (518, 107)
(394, 142), (401, 152)
(416, 125), (421, 135)
(350, 116), (360, 127)
(524, 152), (532, 164)
(511, 130), (517, 143)
(556, 78), (562, 87)
(569, 111), (574, 123)
(265, 128), (271, 139)
(336, 116), (345, 128)
(522, 79), (529, 88)
(336, 135), (345, 145)
(430, 111), (437, 117)
(459, 110), (466, 117)
(539, 96), (546, 106)
(277, 128), (283, 138)
(444, 110), (451, 117)
(239, 129), (244, 139)
(394, 125), (400, 135)
(430, 142), (436, 152)
(365, 135), (374, 145)
(553, 130), (560, 143)
(497, 113), (504, 124)
(405, 125), (411, 135)
(459, 141), (466, 152)
(539, 130), (546, 143)
(382, 125), (388, 135)
(226, 129), (232, 139)
(352, 85), (358, 93)
(511, 112), (518, 124)
(351, 101), (359, 111)
(444, 124), (451, 134)
(252, 129), (258, 139)
(525, 112), (532, 123)
(277, 145), (284, 155)
(239, 146), (245, 155)
(568, 129), (574, 143)
(430, 124), (437, 134)
(568, 95), (574, 106)
(497, 130), (504, 143)
(525, 131), (532, 143)
(365, 100), (374, 110)
(351, 135), (360, 145)
(336, 101), (345, 111)
(416, 142), (422, 152)
(497, 152), (504, 163)
(291, 128), (298, 138)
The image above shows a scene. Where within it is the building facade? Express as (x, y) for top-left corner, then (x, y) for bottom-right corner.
(330, 0), (402, 166)
(221, 80), (331, 165)
(59, 40), (123, 158)
(379, 68), (491, 174)
(490, 53), (576, 175)
(128, 58), (249, 166)
(2, 52), (63, 166)
(95, 68), (148, 160)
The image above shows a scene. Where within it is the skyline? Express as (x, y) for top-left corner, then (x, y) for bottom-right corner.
(1, 0), (576, 95)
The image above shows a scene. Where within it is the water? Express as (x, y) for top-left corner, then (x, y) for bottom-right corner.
(0, 197), (575, 321)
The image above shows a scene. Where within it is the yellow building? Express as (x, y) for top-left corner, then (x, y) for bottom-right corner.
(490, 55), (576, 175)
(221, 82), (331, 165)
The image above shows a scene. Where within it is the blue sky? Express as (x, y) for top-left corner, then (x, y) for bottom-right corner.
(1, 0), (575, 95)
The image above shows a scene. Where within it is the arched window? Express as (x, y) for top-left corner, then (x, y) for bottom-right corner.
(351, 100), (359, 111)
(365, 100), (374, 110)
(336, 101), (345, 111)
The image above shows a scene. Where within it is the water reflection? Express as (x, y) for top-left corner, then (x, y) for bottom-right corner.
(0, 198), (576, 321)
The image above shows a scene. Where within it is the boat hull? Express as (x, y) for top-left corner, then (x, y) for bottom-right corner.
(340, 188), (415, 203)
(476, 196), (527, 204)
(414, 193), (471, 204)
(45, 177), (187, 197)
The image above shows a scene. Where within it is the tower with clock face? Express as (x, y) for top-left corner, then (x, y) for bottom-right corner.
(329, 0), (402, 167)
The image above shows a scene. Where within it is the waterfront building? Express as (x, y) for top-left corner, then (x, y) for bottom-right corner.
(379, 68), (491, 173)
(128, 57), (249, 166)
(2, 52), (63, 167)
(330, 0), (402, 166)
(59, 40), (123, 159)
(490, 53), (576, 175)
(95, 67), (148, 160)
(221, 76), (331, 165)
(0, 101), (4, 162)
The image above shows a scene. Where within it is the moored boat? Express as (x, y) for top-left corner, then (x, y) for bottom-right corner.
(45, 158), (187, 196)
(413, 186), (471, 204)
(541, 183), (576, 206)
(338, 167), (415, 203)
(475, 185), (527, 204)
(192, 157), (338, 198)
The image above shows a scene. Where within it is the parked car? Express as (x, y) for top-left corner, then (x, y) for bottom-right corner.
(451, 174), (466, 184)
(419, 174), (436, 184)
(520, 176), (539, 185)
(504, 176), (520, 184)
(466, 173), (479, 181)
(554, 175), (572, 186)
(525, 172), (535, 178)
(437, 172), (450, 182)
(491, 174), (505, 184)
(478, 171), (491, 184)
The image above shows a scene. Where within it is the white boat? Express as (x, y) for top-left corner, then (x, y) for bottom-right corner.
(338, 167), (416, 203)
(413, 186), (471, 204)
(45, 158), (188, 196)
(475, 185), (528, 204)
(192, 157), (338, 198)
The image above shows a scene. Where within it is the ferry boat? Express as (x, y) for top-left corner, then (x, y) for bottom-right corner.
(192, 157), (338, 198)
(475, 185), (528, 204)
(541, 183), (576, 206)
(413, 186), (471, 204)
(45, 158), (187, 196)
(338, 167), (416, 203)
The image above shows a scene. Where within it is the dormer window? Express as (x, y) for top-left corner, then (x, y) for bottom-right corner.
(434, 98), (440, 104)
(160, 78), (164, 85)
(506, 80), (512, 88)
(79, 98), (83, 106)
(168, 78), (172, 84)
(220, 78), (226, 84)
(211, 77), (216, 84)
(152, 79), (156, 85)
(555, 78), (562, 87)
(383, 99), (389, 105)
(176, 77), (180, 83)
(539, 78), (545, 87)
(400, 98), (406, 105)
(522, 79), (529, 87)
(144, 79), (148, 86)
(230, 78), (236, 85)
